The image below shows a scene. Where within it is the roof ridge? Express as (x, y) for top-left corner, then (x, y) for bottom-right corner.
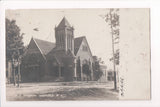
(74, 36), (85, 39)
(74, 36), (85, 55)
(32, 38), (56, 55)
(32, 38), (46, 60)
(33, 38), (54, 44)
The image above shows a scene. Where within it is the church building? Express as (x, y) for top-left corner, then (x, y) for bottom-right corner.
(21, 17), (94, 82)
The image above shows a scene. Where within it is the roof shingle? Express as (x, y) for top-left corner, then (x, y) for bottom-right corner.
(33, 38), (55, 55)
(32, 36), (87, 62)
(74, 36), (85, 55)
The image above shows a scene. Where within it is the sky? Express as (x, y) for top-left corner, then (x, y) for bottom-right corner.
(6, 9), (114, 69)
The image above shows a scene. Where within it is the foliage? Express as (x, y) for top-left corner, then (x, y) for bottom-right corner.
(6, 18), (24, 61)
(93, 56), (104, 81)
(105, 9), (120, 65)
(110, 49), (119, 65)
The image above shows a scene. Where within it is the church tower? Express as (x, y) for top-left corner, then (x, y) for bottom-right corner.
(55, 17), (74, 54)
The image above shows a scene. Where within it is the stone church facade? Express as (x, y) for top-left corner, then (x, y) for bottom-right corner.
(21, 17), (95, 82)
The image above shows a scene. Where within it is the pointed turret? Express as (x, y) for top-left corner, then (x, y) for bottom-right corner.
(55, 17), (74, 54)
(57, 17), (71, 28)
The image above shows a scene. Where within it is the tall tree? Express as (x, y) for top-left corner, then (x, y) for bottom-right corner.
(6, 18), (24, 61)
(6, 18), (24, 86)
(104, 9), (120, 90)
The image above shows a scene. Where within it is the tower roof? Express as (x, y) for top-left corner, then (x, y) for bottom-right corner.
(57, 17), (71, 28)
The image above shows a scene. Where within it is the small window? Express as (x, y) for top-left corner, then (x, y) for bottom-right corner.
(108, 72), (113, 76)
(82, 45), (88, 51)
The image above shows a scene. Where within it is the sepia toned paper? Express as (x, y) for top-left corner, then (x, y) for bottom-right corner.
(4, 8), (150, 101)
(119, 9), (150, 100)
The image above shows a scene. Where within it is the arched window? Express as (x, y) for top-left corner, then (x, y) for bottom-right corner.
(83, 59), (88, 64)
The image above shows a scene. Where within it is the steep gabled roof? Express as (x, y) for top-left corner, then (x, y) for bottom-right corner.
(74, 36), (85, 55)
(47, 49), (66, 65)
(74, 36), (93, 60)
(57, 17), (71, 28)
(47, 49), (75, 66)
(33, 38), (55, 55)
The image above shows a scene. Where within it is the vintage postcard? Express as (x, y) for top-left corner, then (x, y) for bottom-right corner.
(4, 8), (150, 101)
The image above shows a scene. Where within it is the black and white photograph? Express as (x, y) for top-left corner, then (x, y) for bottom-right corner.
(5, 9), (120, 101)
(2, 0), (160, 107)
(2, 6), (151, 102)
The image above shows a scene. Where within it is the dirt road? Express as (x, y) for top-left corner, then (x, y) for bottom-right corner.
(6, 81), (118, 101)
